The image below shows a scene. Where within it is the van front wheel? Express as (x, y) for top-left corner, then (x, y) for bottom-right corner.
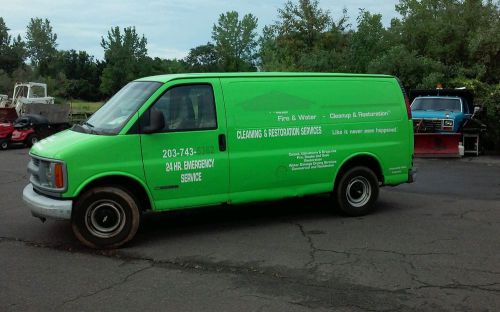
(72, 186), (140, 249)
(335, 166), (379, 216)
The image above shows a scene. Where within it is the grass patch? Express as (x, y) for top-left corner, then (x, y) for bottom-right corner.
(70, 100), (103, 113)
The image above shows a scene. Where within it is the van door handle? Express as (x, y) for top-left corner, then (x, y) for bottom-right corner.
(218, 134), (226, 152)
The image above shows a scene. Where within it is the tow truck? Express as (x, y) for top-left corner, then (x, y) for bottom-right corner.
(410, 88), (486, 157)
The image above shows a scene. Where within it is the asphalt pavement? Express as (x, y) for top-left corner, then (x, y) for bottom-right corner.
(1, 147), (499, 311)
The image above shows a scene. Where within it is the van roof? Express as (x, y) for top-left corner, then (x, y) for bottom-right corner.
(136, 72), (395, 83)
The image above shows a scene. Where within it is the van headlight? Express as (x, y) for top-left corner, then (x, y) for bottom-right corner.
(28, 156), (67, 193)
(443, 120), (454, 127)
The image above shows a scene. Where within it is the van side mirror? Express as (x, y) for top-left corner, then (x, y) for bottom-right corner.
(141, 109), (165, 134)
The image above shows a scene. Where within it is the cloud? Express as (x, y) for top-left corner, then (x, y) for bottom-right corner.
(148, 46), (189, 60)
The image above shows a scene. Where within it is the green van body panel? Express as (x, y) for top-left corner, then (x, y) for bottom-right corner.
(31, 130), (150, 201)
(29, 72), (414, 212)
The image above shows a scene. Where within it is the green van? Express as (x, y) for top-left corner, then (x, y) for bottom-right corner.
(23, 73), (415, 248)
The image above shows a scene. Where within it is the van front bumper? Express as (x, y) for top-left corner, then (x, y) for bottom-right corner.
(22, 184), (72, 220)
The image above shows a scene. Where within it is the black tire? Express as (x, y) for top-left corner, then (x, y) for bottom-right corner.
(0, 140), (8, 150)
(72, 186), (140, 249)
(26, 134), (39, 147)
(335, 166), (379, 216)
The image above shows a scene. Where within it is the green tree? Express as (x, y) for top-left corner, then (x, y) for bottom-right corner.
(53, 50), (103, 100)
(212, 11), (258, 71)
(141, 57), (187, 76)
(395, 0), (461, 63)
(157, 58), (187, 74)
(368, 45), (445, 89)
(348, 10), (386, 73)
(25, 18), (57, 76)
(100, 26), (148, 96)
(394, 0), (500, 82)
(0, 17), (26, 75)
(185, 43), (221, 72)
(0, 70), (12, 94)
(466, 1), (500, 84)
(276, 0), (332, 50)
(259, 0), (350, 71)
(0, 18), (8, 48)
(55, 50), (98, 80)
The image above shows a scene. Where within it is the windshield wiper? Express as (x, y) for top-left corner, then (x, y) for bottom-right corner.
(81, 121), (99, 134)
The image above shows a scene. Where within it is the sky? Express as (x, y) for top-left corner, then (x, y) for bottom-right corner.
(1, 0), (400, 60)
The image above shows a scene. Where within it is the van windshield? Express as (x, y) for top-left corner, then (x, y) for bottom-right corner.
(74, 81), (162, 135)
(411, 98), (462, 112)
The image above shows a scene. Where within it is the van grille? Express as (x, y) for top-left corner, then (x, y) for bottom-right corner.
(27, 155), (66, 197)
(27, 155), (52, 193)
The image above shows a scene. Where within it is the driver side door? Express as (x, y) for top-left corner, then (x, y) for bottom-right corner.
(139, 79), (229, 211)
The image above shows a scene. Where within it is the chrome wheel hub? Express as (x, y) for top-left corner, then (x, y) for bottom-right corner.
(85, 200), (126, 238)
(346, 176), (371, 207)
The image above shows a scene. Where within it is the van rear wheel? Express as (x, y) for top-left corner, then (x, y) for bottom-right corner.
(72, 186), (140, 249)
(335, 166), (379, 216)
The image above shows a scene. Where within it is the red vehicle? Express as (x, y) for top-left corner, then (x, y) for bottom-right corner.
(0, 108), (18, 150)
(10, 114), (69, 147)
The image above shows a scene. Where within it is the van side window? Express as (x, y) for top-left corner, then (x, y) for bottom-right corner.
(151, 84), (217, 132)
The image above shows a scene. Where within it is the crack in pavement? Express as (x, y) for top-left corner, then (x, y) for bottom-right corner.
(281, 229), (500, 295)
(459, 267), (500, 276)
(343, 304), (404, 312)
(404, 281), (500, 293)
(289, 222), (499, 305)
(349, 247), (499, 293)
(292, 222), (353, 270)
(460, 209), (475, 219)
(350, 247), (456, 257)
(2, 232), (500, 312)
(294, 222), (316, 268)
(457, 208), (499, 226)
(287, 222), (500, 294)
(424, 237), (458, 245)
(0, 235), (411, 302)
(58, 264), (153, 307)
(398, 265), (500, 294)
(0, 236), (78, 251)
(0, 235), (296, 282)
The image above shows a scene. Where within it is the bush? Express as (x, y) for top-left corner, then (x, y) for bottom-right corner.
(449, 78), (500, 151)
(480, 85), (500, 151)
